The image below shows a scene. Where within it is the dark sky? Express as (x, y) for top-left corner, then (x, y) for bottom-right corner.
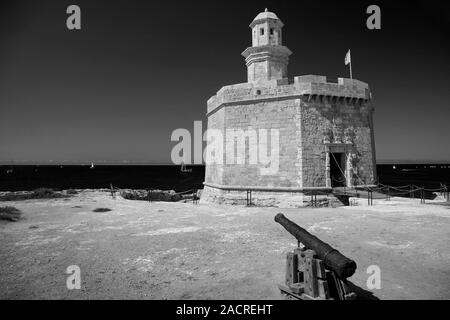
(0, 0), (449, 164)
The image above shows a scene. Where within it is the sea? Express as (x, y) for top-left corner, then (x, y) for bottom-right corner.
(0, 164), (449, 192)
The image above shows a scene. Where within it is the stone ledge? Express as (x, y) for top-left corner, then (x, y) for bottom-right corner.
(200, 185), (343, 208)
(203, 182), (331, 192)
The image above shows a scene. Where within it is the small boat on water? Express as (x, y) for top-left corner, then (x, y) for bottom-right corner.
(6, 162), (14, 174)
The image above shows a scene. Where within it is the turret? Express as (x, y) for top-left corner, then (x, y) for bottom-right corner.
(242, 9), (292, 83)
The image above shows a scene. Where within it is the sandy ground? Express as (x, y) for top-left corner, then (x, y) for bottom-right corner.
(1, 191), (450, 300)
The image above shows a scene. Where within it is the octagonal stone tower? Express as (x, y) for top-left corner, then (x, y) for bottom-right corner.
(201, 9), (377, 207)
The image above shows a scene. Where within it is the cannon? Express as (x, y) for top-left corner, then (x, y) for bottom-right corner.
(275, 213), (356, 279)
(275, 213), (357, 300)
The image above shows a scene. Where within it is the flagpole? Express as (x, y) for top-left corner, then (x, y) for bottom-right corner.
(348, 49), (353, 79)
(345, 49), (353, 79)
(349, 60), (353, 79)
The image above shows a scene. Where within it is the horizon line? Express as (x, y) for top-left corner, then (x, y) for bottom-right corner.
(1, 160), (450, 165)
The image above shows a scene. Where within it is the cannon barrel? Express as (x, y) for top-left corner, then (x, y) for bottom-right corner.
(275, 213), (356, 279)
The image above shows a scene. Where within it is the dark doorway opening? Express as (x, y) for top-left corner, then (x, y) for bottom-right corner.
(330, 152), (346, 187)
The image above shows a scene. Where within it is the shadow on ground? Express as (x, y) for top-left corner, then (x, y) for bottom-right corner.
(347, 280), (379, 300)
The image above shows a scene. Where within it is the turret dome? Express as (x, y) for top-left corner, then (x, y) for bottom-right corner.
(250, 8), (283, 28)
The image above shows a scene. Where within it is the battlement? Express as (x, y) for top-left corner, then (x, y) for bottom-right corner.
(207, 75), (371, 115)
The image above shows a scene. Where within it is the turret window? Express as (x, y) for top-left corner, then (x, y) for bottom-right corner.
(270, 28), (274, 35)
(260, 28), (264, 35)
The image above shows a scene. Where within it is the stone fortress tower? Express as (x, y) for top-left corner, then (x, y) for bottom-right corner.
(201, 9), (377, 207)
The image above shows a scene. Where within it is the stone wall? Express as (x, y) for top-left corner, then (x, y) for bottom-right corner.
(200, 185), (306, 208)
(251, 21), (282, 47)
(204, 108), (225, 186)
(202, 75), (376, 205)
(222, 99), (302, 188)
(300, 98), (376, 187)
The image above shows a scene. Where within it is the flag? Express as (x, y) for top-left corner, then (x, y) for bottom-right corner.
(345, 49), (351, 65)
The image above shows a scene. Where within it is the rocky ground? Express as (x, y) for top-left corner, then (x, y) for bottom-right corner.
(0, 190), (449, 300)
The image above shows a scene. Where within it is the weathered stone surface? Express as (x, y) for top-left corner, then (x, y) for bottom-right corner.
(202, 10), (377, 206)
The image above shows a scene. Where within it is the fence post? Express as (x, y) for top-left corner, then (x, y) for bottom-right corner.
(110, 184), (116, 200)
(410, 184), (413, 199)
(192, 190), (198, 205)
(387, 186), (390, 200)
(315, 190), (318, 207)
(314, 190), (316, 207)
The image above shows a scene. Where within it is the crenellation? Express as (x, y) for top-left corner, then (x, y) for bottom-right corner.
(207, 75), (372, 116)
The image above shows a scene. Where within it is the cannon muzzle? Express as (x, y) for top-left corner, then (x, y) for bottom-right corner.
(275, 213), (356, 279)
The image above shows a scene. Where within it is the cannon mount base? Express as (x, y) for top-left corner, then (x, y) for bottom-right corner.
(279, 247), (356, 300)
